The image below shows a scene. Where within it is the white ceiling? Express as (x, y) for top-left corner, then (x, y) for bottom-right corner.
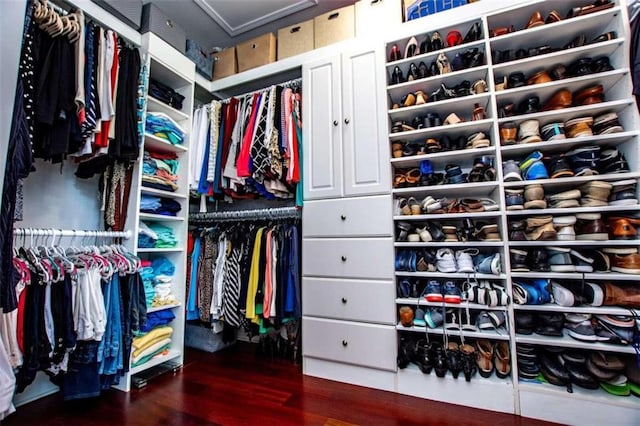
(193, 0), (317, 37)
(148, 0), (357, 50)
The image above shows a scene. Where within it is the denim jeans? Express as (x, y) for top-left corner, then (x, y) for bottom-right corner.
(61, 340), (100, 401)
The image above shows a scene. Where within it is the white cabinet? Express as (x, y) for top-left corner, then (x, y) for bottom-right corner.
(303, 45), (391, 200)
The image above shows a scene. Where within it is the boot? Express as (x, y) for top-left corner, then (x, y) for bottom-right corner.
(603, 282), (640, 308)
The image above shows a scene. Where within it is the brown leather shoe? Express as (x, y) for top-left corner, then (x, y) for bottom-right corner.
(546, 10), (562, 24)
(526, 70), (552, 86)
(526, 11), (545, 29)
(567, 0), (614, 18)
(608, 217), (640, 239)
(603, 282), (640, 308)
(575, 213), (608, 240)
(542, 89), (572, 111)
(500, 122), (517, 145)
(399, 306), (414, 327)
(573, 84), (604, 106)
(611, 252), (640, 274)
(565, 117), (594, 138)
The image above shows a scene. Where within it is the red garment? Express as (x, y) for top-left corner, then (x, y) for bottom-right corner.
(149, 151), (178, 160)
(140, 259), (152, 267)
(16, 284), (27, 353)
(236, 93), (261, 177)
(94, 32), (119, 148)
(219, 98), (238, 191)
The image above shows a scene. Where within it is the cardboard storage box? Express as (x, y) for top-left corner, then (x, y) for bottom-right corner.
(355, 0), (402, 37)
(212, 47), (237, 80)
(236, 33), (277, 73)
(141, 3), (186, 53)
(314, 5), (355, 48)
(277, 19), (314, 60)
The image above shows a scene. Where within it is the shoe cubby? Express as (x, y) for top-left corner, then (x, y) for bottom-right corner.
(395, 217), (503, 245)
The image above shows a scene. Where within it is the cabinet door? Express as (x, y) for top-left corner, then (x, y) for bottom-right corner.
(341, 45), (391, 197)
(302, 55), (343, 200)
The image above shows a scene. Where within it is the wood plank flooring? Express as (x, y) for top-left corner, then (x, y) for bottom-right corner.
(4, 342), (555, 426)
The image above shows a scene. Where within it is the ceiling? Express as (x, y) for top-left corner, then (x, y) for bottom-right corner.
(147, 0), (358, 50)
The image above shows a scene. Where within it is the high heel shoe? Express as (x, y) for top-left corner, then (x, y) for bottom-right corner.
(431, 31), (443, 51)
(404, 36), (419, 59)
(418, 61), (430, 79)
(389, 44), (401, 62)
(420, 34), (432, 54)
(391, 66), (405, 85)
(407, 62), (419, 81)
(436, 52), (451, 74)
(463, 22), (482, 43)
(415, 90), (428, 105)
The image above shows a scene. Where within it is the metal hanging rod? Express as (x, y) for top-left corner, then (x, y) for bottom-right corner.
(189, 206), (301, 223)
(217, 78), (302, 104)
(13, 228), (132, 239)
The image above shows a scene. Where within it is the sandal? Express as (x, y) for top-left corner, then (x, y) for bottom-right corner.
(468, 164), (486, 183)
(426, 138), (441, 153)
(408, 196), (422, 215)
(479, 198), (500, 212)
(398, 197), (412, 215)
(392, 142), (404, 158)
(460, 198), (485, 212)
(392, 121), (416, 133)
(394, 173), (407, 188)
(405, 169), (422, 187)
(444, 112), (463, 125)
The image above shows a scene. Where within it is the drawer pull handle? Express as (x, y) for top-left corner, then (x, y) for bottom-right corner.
(341, 297), (347, 304)
(340, 214), (346, 221)
(341, 255), (347, 262)
(333, 120), (339, 126)
(344, 118), (350, 124)
(342, 340), (348, 347)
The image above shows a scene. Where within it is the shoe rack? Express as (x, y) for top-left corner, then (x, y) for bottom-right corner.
(385, 0), (639, 423)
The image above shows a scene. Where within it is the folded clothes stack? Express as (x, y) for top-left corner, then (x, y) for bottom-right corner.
(149, 78), (185, 110)
(148, 223), (178, 248)
(139, 260), (156, 307)
(145, 112), (185, 145)
(141, 310), (175, 333)
(138, 221), (158, 248)
(140, 195), (182, 216)
(152, 275), (179, 308)
(142, 151), (179, 192)
(131, 325), (173, 367)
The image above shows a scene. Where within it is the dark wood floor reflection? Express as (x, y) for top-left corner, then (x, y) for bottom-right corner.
(4, 342), (555, 425)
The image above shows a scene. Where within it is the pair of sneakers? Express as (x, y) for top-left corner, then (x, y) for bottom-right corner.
(436, 248), (477, 273)
(463, 280), (510, 307)
(424, 280), (461, 303)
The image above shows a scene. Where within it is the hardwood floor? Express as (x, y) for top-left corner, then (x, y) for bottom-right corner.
(4, 343), (555, 426)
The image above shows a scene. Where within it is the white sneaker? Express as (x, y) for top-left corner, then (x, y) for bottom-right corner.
(436, 249), (457, 273)
(456, 249), (478, 273)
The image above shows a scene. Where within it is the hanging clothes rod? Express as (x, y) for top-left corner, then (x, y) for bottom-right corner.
(189, 206), (301, 223)
(218, 77), (302, 104)
(13, 228), (132, 239)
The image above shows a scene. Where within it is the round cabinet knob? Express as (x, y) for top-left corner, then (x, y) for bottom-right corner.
(340, 214), (346, 221)
(344, 118), (350, 124)
(342, 340), (348, 347)
(341, 255), (347, 262)
(333, 120), (339, 126)
(341, 297), (347, 304)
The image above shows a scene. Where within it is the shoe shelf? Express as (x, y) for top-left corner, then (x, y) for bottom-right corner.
(129, 349), (182, 375)
(395, 242), (505, 248)
(515, 333), (637, 355)
(388, 93), (491, 123)
(397, 298), (508, 311)
(398, 323), (511, 340)
(394, 211), (503, 221)
(495, 98), (634, 126)
(389, 119), (494, 142)
(511, 271), (640, 281)
(140, 187), (188, 200)
(488, 6), (622, 51)
(398, 364), (516, 414)
(494, 69), (629, 105)
(387, 67), (489, 100)
(386, 38), (485, 70)
(396, 271), (507, 280)
(146, 95), (190, 122)
(509, 240), (640, 247)
(393, 182), (498, 198)
(507, 205), (640, 217)
(502, 172), (640, 191)
(491, 37), (625, 76)
(391, 147), (495, 168)
(514, 304), (637, 316)
(500, 130), (639, 156)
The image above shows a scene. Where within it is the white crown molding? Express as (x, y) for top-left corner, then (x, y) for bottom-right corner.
(193, 0), (317, 37)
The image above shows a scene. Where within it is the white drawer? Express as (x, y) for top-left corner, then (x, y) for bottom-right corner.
(302, 238), (394, 279)
(302, 277), (395, 324)
(302, 317), (396, 371)
(302, 195), (393, 237)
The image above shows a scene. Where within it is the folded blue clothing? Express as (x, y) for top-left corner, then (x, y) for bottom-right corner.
(146, 112), (185, 145)
(138, 235), (156, 248)
(140, 195), (161, 211)
(141, 310), (176, 333)
(151, 256), (175, 277)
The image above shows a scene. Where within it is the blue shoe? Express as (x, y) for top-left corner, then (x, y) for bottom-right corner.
(531, 279), (552, 304)
(519, 150), (544, 171)
(424, 280), (443, 302)
(397, 279), (411, 298)
(523, 160), (549, 180)
(443, 281), (461, 303)
(474, 253), (501, 275)
(420, 160), (433, 175)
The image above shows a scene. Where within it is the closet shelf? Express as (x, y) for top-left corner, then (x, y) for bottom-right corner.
(500, 131), (639, 156)
(388, 93), (492, 122)
(129, 349), (182, 375)
(518, 381), (640, 410)
(396, 271), (506, 280)
(394, 211), (503, 221)
(508, 240), (640, 247)
(502, 172), (640, 190)
(511, 272), (639, 281)
(386, 39), (485, 69)
(391, 147), (496, 168)
(495, 99), (633, 125)
(146, 95), (190, 122)
(139, 213), (185, 222)
(397, 323), (510, 340)
(387, 66), (489, 97)
(515, 333), (636, 355)
(488, 6), (621, 49)
(144, 134), (188, 154)
(136, 247), (184, 253)
(513, 304), (637, 316)
(392, 181), (498, 198)
(147, 303), (182, 313)
(388, 119), (494, 142)
(506, 205), (640, 216)
(491, 38), (625, 75)
(396, 298), (508, 311)
(140, 187), (187, 200)
(395, 241), (504, 248)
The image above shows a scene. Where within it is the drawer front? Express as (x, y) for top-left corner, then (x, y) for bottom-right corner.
(303, 196), (393, 238)
(302, 238), (394, 279)
(302, 317), (396, 371)
(302, 277), (395, 324)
